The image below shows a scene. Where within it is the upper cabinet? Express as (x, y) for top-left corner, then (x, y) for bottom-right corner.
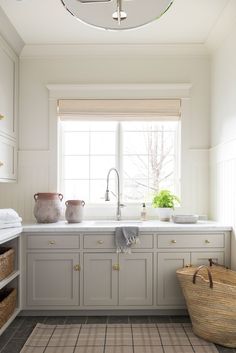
(0, 36), (18, 182)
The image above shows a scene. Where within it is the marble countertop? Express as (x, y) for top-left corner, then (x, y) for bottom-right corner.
(22, 220), (232, 233)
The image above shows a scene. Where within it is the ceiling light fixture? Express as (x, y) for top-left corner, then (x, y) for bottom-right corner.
(61, 0), (174, 30)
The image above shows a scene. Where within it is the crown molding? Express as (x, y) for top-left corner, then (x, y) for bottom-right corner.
(0, 7), (24, 55)
(20, 43), (209, 59)
(206, 0), (236, 53)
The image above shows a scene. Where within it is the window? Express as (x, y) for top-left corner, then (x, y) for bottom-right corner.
(59, 120), (180, 204)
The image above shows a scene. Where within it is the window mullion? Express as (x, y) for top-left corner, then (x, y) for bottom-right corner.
(117, 122), (123, 200)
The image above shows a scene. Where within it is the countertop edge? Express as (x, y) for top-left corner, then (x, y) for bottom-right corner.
(21, 221), (232, 233)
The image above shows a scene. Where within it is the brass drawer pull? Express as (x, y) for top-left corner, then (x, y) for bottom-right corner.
(205, 240), (210, 244)
(112, 264), (120, 271)
(74, 264), (81, 271)
(97, 240), (104, 245)
(48, 240), (56, 245)
(171, 240), (177, 244)
(0, 161), (4, 167)
(0, 114), (4, 120)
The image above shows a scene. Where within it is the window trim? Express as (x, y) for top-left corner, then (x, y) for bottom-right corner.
(47, 84), (191, 218)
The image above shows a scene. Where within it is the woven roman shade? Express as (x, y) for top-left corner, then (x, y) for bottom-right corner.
(58, 99), (181, 120)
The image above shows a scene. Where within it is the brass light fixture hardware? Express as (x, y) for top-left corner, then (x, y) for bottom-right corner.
(112, 264), (120, 271)
(0, 114), (4, 120)
(171, 240), (177, 244)
(97, 240), (104, 244)
(48, 240), (56, 245)
(74, 264), (81, 271)
(205, 240), (210, 244)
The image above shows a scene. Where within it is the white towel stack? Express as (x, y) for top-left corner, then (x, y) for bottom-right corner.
(0, 209), (22, 230)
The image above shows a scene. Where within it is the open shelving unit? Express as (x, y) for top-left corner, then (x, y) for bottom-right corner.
(0, 227), (22, 335)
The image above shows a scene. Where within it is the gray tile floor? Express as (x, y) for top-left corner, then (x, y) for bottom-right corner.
(0, 316), (234, 353)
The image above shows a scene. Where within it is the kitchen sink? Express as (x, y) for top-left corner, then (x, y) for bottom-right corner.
(92, 220), (142, 226)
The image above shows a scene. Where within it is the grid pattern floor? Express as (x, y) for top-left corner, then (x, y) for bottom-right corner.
(0, 315), (236, 353)
(20, 323), (219, 353)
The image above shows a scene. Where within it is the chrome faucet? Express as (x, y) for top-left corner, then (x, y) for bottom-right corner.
(105, 168), (124, 221)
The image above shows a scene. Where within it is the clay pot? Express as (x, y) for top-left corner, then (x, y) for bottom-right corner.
(65, 200), (85, 223)
(33, 193), (63, 223)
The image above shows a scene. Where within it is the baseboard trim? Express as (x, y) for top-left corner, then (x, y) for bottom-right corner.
(19, 309), (188, 316)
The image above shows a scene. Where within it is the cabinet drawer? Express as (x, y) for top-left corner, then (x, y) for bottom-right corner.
(158, 233), (225, 248)
(27, 235), (80, 249)
(83, 234), (153, 249)
(84, 234), (115, 249)
(133, 234), (154, 249)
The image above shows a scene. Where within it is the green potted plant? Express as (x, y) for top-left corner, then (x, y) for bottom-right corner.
(152, 189), (180, 221)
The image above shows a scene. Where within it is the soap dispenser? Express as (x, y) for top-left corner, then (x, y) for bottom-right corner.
(141, 202), (147, 221)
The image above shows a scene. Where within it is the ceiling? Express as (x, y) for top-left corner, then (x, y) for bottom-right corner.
(0, 0), (231, 45)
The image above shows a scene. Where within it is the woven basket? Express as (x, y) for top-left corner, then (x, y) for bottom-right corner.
(176, 264), (236, 348)
(0, 248), (14, 281)
(0, 288), (17, 328)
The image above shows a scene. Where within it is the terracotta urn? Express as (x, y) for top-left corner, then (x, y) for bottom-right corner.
(33, 193), (63, 223)
(65, 200), (85, 223)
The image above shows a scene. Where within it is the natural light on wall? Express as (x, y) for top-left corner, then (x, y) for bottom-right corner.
(59, 120), (180, 204)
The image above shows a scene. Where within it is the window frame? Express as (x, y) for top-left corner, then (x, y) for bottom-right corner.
(59, 119), (181, 205)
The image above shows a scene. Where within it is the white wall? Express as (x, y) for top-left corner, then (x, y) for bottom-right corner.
(0, 51), (210, 221)
(210, 22), (236, 268)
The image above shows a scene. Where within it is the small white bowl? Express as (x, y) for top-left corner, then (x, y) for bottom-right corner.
(172, 215), (199, 224)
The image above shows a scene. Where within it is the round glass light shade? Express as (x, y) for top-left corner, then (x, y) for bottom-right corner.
(61, 0), (174, 30)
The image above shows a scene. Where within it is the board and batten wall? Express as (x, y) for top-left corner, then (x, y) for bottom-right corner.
(210, 22), (236, 269)
(0, 49), (210, 221)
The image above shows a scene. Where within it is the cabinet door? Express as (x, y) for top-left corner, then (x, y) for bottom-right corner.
(119, 253), (153, 306)
(191, 252), (224, 266)
(0, 136), (17, 181)
(157, 252), (190, 305)
(27, 253), (80, 306)
(83, 253), (118, 306)
(0, 45), (15, 137)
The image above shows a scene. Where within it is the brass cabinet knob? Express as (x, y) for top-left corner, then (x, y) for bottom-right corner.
(171, 240), (177, 244)
(73, 264), (81, 271)
(97, 240), (104, 244)
(48, 240), (56, 245)
(112, 264), (120, 271)
(0, 114), (4, 120)
(205, 240), (210, 244)
(0, 161), (4, 167)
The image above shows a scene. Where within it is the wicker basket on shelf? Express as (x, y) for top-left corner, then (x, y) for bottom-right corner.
(0, 248), (14, 281)
(176, 262), (236, 348)
(0, 288), (17, 328)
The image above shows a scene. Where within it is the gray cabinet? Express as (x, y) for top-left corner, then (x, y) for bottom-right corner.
(157, 232), (229, 306)
(157, 252), (190, 305)
(119, 253), (153, 306)
(27, 252), (80, 306)
(24, 230), (231, 311)
(157, 252), (225, 306)
(83, 252), (153, 306)
(83, 253), (118, 306)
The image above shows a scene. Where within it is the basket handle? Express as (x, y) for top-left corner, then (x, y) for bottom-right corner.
(209, 258), (228, 269)
(193, 265), (213, 289)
